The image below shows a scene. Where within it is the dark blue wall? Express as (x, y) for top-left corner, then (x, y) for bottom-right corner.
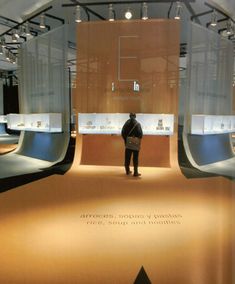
(187, 133), (234, 166)
(17, 132), (69, 162)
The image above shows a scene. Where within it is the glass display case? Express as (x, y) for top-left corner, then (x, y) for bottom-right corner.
(0, 115), (7, 123)
(191, 115), (235, 135)
(7, 113), (62, 133)
(78, 113), (174, 135)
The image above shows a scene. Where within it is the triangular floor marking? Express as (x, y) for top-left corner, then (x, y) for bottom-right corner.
(133, 266), (152, 284)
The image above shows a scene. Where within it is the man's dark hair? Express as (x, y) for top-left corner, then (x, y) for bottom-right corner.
(129, 113), (136, 119)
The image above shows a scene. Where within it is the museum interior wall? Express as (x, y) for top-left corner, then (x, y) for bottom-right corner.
(180, 22), (235, 178)
(0, 80), (5, 135)
(0, 80), (19, 146)
(0, 17), (234, 284)
(0, 80), (19, 135)
(0, 25), (72, 182)
(0, 80), (3, 115)
(16, 25), (70, 163)
(233, 86), (235, 116)
(75, 20), (180, 167)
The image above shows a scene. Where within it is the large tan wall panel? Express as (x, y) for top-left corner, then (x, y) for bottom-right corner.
(80, 135), (170, 167)
(76, 20), (179, 114)
(75, 20), (180, 166)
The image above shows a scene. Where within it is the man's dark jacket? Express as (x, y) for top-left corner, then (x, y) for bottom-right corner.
(121, 118), (143, 143)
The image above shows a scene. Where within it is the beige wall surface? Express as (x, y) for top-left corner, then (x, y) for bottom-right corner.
(75, 20), (180, 166)
(80, 134), (170, 167)
(76, 20), (179, 114)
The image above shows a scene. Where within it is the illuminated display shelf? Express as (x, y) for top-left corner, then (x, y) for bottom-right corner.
(78, 113), (174, 135)
(0, 115), (7, 123)
(191, 115), (235, 135)
(7, 113), (62, 133)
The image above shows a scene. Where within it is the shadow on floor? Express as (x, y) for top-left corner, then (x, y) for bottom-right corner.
(0, 137), (76, 193)
(178, 138), (234, 180)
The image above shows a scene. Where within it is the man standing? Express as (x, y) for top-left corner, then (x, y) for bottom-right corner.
(121, 113), (143, 177)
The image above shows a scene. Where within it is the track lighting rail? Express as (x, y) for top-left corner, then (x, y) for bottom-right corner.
(63, 0), (195, 6)
(204, 1), (234, 22)
(0, 6), (53, 38)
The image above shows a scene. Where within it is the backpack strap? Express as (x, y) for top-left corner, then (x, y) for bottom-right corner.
(127, 122), (138, 137)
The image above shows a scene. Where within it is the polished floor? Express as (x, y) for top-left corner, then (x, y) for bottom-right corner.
(0, 159), (234, 283)
(0, 143), (16, 154)
(0, 134), (19, 145)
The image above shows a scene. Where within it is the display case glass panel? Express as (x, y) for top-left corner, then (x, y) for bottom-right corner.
(0, 115), (7, 123)
(191, 115), (235, 135)
(78, 113), (174, 135)
(7, 113), (62, 133)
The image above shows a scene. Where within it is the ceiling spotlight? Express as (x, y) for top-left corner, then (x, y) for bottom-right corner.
(5, 50), (10, 61)
(19, 25), (24, 36)
(125, 8), (132, 20)
(142, 2), (148, 20)
(174, 1), (182, 20)
(40, 13), (46, 29)
(226, 19), (233, 35)
(14, 29), (20, 38)
(108, 4), (115, 21)
(210, 10), (217, 27)
(0, 44), (3, 55)
(9, 52), (13, 63)
(10, 53), (16, 64)
(12, 30), (19, 42)
(75, 5), (82, 23)
(12, 34), (17, 42)
(25, 21), (31, 36)
(1, 36), (6, 47)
